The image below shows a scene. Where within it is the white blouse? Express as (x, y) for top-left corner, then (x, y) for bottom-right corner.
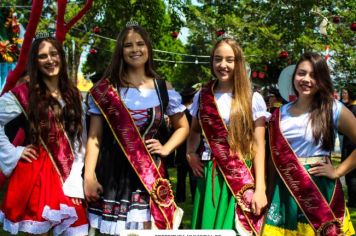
(190, 90), (271, 160)
(280, 101), (342, 157)
(88, 87), (186, 120)
(0, 92), (86, 199)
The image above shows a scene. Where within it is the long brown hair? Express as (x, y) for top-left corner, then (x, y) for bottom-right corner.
(27, 37), (83, 147)
(292, 52), (334, 151)
(210, 38), (254, 158)
(103, 25), (158, 88)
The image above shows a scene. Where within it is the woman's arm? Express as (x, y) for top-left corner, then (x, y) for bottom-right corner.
(309, 106), (356, 178)
(146, 111), (189, 157)
(0, 93), (37, 175)
(84, 115), (104, 202)
(251, 116), (268, 216)
(186, 117), (204, 177)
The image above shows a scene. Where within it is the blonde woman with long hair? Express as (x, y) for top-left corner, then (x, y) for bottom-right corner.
(186, 37), (270, 235)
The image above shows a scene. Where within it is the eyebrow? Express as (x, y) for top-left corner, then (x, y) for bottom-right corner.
(125, 40), (145, 44)
(213, 55), (235, 59)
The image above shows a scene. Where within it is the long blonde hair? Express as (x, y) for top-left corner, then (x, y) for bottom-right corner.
(210, 39), (254, 159)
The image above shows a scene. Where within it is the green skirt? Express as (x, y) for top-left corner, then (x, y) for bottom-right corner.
(191, 160), (236, 229)
(191, 160), (253, 233)
(262, 164), (355, 236)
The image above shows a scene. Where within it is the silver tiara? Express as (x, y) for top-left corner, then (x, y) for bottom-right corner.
(217, 33), (234, 41)
(35, 31), (54, 40)
(126, 20), (139, 28)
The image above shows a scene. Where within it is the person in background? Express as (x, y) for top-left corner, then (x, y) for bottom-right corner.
(186, 36), (270, 235)
(175, 86), (198, 203)
(262, 52), (356, 235)
(84, 22), (188, 234)
(341, 84), (356, 208)
(338, 87), (351, 151)
(341, 88), (350, 106)
(0, 36), (88, 236)
(267, 87), (286, 113)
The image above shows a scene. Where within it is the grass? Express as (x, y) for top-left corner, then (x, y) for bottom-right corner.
(167, 168), (194, 229)
(0, 164), (354, 235)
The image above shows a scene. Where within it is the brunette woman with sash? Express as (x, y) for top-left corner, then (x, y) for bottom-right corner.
(186, 37), (270, 235)
(262, 52), (356, 235)
(84, 22), (188, 234)
(0, 37), (88, 235)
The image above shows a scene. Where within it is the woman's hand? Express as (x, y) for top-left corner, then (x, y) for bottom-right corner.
(308, 158), (339, 179)
(186, 152), (204, 177)
(20, 144), (38, 162)
(145, 139), (170, 157)
(71, 197), (82, 205)
(84, 176), (103, 203)
(251, 189), (267, 216)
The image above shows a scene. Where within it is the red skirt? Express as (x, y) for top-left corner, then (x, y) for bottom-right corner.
(0, 147), (88, 235)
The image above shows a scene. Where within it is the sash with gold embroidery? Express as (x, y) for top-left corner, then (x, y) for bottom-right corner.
(199, 80), (264, 235)
(269, 108), (345, 235)
(10, 83), (75, 182)
(90, 79), (180, 229)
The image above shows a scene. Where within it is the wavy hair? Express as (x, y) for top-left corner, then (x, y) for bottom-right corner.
(210, 38), (254, 159)
(27, 37), (83, 147)
(292, 52), (334, 150)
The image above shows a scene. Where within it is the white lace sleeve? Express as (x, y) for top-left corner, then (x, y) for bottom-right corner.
(0, 92), (25, 176)
(189, 91), (200, 118)
(62, 102), (87, 199)
(166, 89), (186, 116)
(252, 92), (271, 121)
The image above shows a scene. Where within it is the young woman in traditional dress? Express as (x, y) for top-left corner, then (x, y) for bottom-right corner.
(0, 37), (88, 235)
(186, 36), (270, 235)
(84, 23), (188, 234)
(263, 52), (356, 235)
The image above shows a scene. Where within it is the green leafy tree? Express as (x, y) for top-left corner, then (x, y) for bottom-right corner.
(82, 0), (187, 88)
(181, 0), (355, 87)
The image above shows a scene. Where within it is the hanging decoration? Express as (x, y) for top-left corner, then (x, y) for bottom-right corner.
(89, 48), (97, 54)
(279, 50), (288, 59)
(252, 71), (258, 78)
(215, 29), (225, 37)
(92, 26), (101, 34)
(258, 71), (265, 79)
(333, 16), (341, 24)
(351, 22), (356, 32)
(171, 31), (179, 39)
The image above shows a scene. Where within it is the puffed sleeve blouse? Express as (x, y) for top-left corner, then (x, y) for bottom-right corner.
(189, 90), (271, 160)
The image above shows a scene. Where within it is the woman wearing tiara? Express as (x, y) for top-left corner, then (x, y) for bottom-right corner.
(0, 36), (88, 235)
(262, 52), (356, 235)
(84, 22), (188, 234)
(186, 36), (270, 235)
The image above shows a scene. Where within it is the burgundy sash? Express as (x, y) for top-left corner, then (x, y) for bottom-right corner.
(199, 81), (264, 235)
(269, 108), (345, 235)
(10, 83), (75, 182)
(90, 79), (179, 229)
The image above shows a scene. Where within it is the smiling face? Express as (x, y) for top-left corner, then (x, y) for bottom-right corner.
(293, 60), (318, 98)
(212, 42), (235, 83)
(123, 31), (148, 69)
(37, 40), (61, 80)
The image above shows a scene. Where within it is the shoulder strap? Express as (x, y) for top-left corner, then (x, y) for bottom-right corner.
(155, 78), (169, 113)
